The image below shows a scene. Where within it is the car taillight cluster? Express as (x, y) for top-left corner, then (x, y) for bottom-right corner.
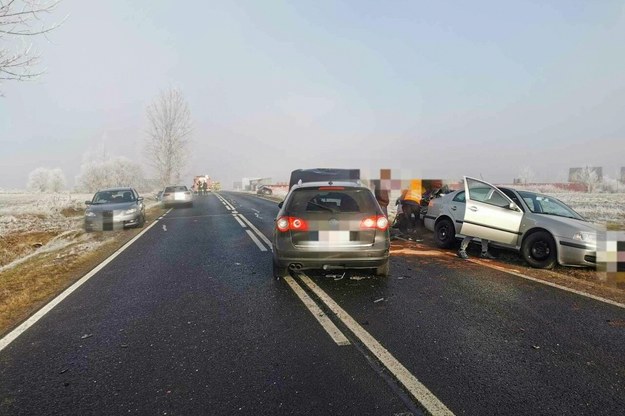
(276, 216), (309, 232)
(360, 215), (389, 231)
(163, 193), (171, 197)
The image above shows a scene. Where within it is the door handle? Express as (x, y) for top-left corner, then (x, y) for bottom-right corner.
(450, 206), (457, 211)
(468, 206), (478, 212)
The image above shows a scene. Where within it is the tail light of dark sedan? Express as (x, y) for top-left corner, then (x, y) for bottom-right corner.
(360, 215), (389, 231)
(276, 216), (309, 232)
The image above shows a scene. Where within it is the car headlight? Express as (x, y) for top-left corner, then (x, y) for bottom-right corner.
(573, 231), (596, 244)
(124, 208), (138, 215)
(85, 211), (96, 217)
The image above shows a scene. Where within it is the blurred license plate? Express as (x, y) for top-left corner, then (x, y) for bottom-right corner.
(318, 231), (350, 243)
(175, 192), (185, 200)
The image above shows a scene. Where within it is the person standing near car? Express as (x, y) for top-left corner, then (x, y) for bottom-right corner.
(457, 236), (496, 259)
(399, 179), (422, 231)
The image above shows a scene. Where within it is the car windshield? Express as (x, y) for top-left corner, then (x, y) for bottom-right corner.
(518, 191), (585, 220)
(287, 188), (377, 214)
(92, 190), (134, 204)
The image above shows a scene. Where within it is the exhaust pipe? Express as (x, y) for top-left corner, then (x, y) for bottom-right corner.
(288, 263), (303, 271)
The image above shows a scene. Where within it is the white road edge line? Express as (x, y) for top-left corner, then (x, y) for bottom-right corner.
(233, 214), (247, 228)
(0, 212), (166, 352)
(245, 230), (267, 252)
(298, 274), (455, 416)
(237, 214), (273, 251)
(283, 276), (350, 346)
(470, 260), (625, 309)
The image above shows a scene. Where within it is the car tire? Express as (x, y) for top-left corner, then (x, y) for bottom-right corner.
(522, 231), (557, 269)
(272, 258), (289, 279)
(434, 218), (456, 248)
(375, 260), (389, 277)
(137, 213), (145, 228)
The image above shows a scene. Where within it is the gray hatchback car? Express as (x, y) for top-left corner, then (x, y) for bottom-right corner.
(84, 187), (145, 231)
(272, 181), (391, 278)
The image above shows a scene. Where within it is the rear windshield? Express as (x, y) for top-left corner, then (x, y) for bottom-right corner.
(165, 186), (188, 192)
(286, 188), (378, 214)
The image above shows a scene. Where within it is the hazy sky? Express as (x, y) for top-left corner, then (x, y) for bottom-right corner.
(1, 0), (624, 189)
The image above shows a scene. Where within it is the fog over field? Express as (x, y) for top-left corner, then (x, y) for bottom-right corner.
(1, 1), (624, 189)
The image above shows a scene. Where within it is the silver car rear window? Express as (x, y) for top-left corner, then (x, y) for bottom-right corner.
(286, 188), (377, 214)
(165, 186), (188, 192)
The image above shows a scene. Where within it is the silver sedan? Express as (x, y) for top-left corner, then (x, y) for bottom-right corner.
(161, 185), (194, 208)
(424, 176), (602, 268)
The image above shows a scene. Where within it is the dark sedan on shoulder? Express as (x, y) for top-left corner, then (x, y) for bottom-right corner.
(84, 187), (145, 231)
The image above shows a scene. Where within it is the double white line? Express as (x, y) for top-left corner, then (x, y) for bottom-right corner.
(216, 193), (272, 252)
(218, 192), (454, 415)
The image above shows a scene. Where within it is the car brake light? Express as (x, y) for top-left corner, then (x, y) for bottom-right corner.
(376, 216), (389, 230)
(276, 216), (309, 232)
(318, 186), (345, 190)
(360, 215), (388, 231)
(163, 193), (171, 197)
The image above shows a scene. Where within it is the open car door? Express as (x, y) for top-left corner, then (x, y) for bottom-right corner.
(460, 177), (523, 245)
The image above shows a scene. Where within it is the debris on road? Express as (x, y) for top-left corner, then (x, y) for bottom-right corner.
(374, 298), (385, 303)
(162, 225), (167, 232)
(327, 272), (345, 280)
(349, 275), (369, 281)
(532, 345), (540, 350)
(80, 334), (93, 339)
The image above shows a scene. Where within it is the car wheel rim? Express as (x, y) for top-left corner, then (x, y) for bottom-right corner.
(531, 241), (550, 260)
(438, 226), (448, 241)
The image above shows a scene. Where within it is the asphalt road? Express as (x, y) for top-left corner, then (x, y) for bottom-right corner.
(1, 191), (624, 415)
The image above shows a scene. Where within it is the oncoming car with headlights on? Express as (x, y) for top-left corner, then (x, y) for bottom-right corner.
(84, 187), (145, 231)
(272, 181), (391, 278)
(424, 176), (602, 269)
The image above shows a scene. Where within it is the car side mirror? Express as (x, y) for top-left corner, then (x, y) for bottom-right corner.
(509, 202), (520, 211)
(138, 197), (144, 202)
(278, 201), (284, 209)
(85, 201), (92, 205)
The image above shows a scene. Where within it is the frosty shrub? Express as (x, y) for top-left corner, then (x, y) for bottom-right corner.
(76, 156), (145, 192)
(26, 168), (67, 192)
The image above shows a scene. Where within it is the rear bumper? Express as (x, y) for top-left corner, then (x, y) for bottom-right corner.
(161, 198), (193, 206)
(274, 245), (390, 271)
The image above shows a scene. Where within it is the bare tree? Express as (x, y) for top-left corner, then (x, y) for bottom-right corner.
(145, 88), (193, 186)
(517, 166), (535, 186)
(573, 166), (601, 193)
(27, 166), (66, 192)
(0, 0), (63, 91)
(76, 151), (145, 192)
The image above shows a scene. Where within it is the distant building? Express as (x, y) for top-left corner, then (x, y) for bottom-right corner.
(621, 167), (625, 183)
(569, 167), (603, 182)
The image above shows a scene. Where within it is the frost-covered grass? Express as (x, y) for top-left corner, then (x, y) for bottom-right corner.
(0, 192), (91, 236)
(513, 187), (625, 225)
